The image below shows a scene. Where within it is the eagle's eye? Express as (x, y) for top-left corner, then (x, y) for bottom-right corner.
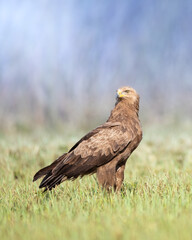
(123, 90), (129, 94)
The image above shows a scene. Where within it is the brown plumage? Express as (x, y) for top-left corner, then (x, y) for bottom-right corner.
(33, 86), (142, 192)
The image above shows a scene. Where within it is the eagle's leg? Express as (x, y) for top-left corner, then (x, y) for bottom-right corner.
(115, 162), (126, 191)
(96, 162), (116, 191)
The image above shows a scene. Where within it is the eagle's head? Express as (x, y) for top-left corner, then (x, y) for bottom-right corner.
(116, 86), (140, 108)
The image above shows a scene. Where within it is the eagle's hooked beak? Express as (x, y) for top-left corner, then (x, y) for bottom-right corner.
(117, 89), (124, 98)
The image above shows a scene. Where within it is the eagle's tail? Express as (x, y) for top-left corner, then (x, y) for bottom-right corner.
(38, 165), (97, 192)
(33, 153), (67, 182)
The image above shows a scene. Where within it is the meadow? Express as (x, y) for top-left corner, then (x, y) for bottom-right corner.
(0, 123), (192, 240)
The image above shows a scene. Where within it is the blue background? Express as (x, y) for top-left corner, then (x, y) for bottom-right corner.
(0, 0), (192, 128)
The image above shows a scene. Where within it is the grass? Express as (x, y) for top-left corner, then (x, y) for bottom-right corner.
(0, 124), (192, 240)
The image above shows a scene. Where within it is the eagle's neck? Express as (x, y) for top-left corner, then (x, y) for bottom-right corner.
(108, 99), (139, 123)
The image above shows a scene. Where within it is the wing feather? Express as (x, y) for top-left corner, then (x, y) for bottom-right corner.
(39, 122), (134, 190)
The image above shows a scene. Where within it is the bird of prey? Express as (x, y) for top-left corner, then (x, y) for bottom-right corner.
(33, 86), (142, 192)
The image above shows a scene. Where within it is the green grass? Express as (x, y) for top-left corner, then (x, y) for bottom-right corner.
(0, 124), (192, 240)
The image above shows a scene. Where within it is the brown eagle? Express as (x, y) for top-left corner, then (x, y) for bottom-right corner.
(33, 86), (142, 191)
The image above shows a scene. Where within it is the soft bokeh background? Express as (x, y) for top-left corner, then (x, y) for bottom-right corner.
(1, 0), (192, 131)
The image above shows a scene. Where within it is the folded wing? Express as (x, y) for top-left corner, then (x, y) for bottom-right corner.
(34, 122), (133, 191)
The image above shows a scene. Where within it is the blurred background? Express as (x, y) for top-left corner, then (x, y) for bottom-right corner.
(0, 0), (192, 132)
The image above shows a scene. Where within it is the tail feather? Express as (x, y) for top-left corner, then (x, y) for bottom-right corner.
(33, 153), (67, 182)
(34, 152), (98, 191)
(39, 164), (97, 191)
(42, 175), (67, 191)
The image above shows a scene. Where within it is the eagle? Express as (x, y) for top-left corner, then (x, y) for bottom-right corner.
(33, 86), (142, 192)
